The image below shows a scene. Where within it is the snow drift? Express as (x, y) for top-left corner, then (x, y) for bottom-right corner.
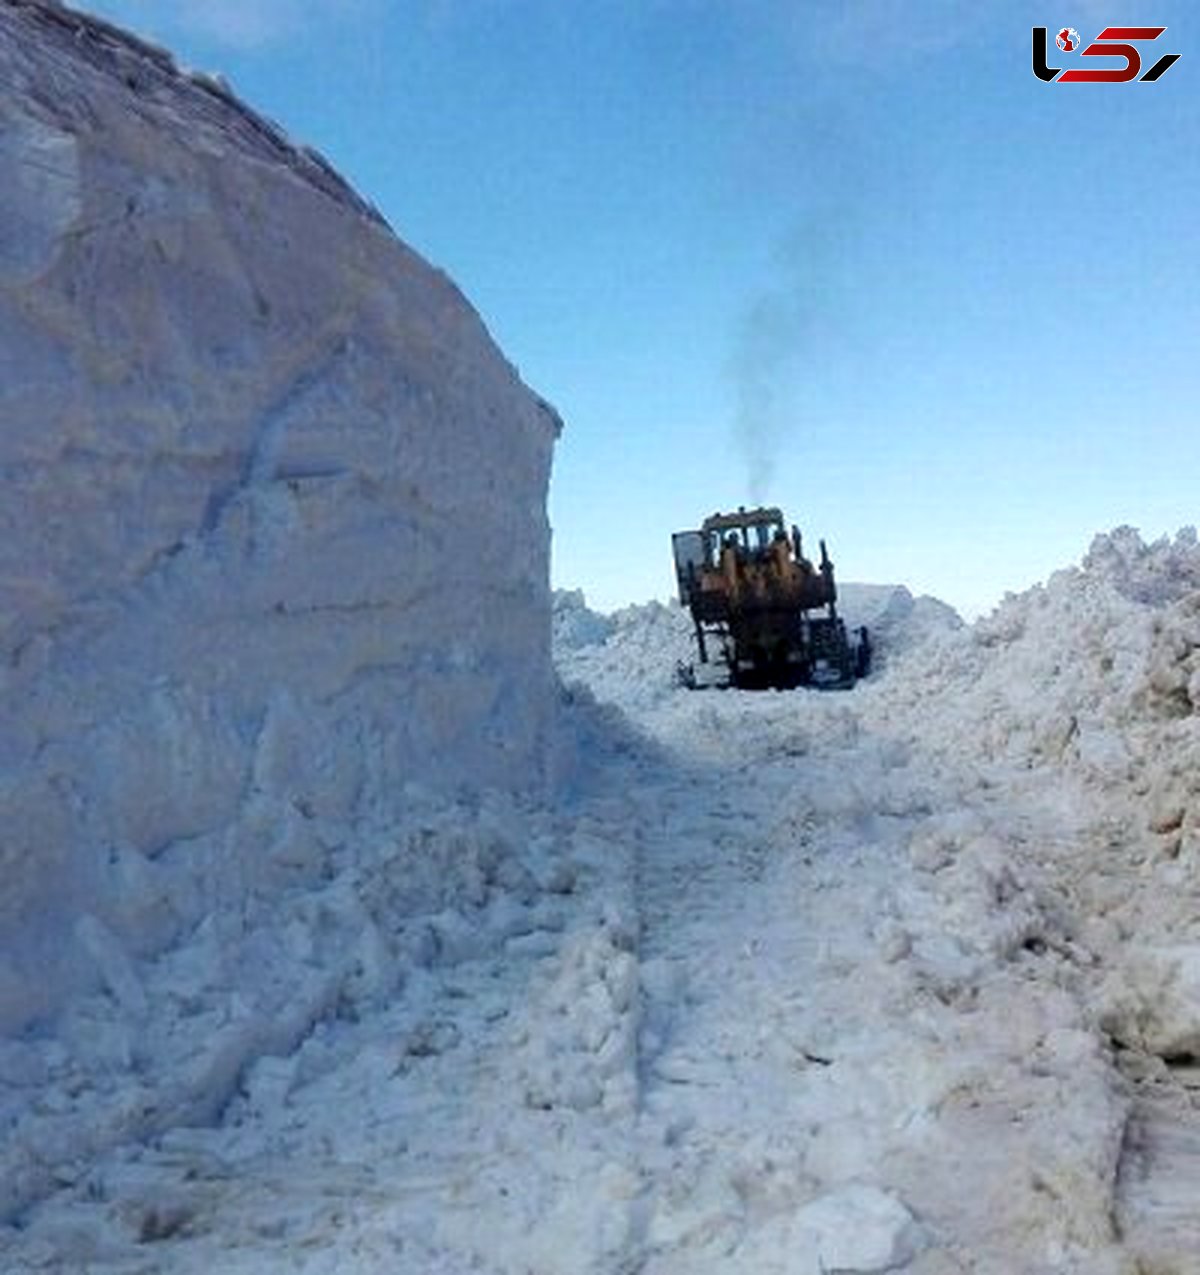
(0, 0), (560, 1037)
(863, 527), (1200, 1048)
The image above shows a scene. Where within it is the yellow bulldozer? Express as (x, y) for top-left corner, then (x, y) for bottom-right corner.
(672, 506), (870, 689)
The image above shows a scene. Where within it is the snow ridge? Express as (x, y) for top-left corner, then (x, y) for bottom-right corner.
(4, 0), (387, 227)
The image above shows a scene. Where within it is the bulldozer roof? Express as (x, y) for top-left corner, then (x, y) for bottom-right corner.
(700, 506), (785, 534)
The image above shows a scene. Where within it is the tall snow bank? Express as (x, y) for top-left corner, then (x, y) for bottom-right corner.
(0, 0), (560, 1034)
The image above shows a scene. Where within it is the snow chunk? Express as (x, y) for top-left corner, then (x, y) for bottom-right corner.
(1103, 945), (1200, 1059)
(795, 1184), (924, 1272)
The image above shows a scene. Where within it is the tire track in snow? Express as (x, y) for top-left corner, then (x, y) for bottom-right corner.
(1116, 1084), (1200, 1266)
(603, 688), (1145, 1275)
(615, 700), (934, 1274)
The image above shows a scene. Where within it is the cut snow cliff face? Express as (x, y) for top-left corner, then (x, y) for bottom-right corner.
(0, 0), (561, 1033)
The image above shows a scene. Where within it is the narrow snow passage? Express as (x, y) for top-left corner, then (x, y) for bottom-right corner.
(624, 713), (931, 1274)
(10, 540), (1200, 1272)
(607, 690), (1133, 1275)
(4, 662), (1178, 1274)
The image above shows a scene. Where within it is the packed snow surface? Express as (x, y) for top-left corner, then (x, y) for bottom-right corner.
(0, 0), (559, 1044)
(7, 529), (1200, 1272)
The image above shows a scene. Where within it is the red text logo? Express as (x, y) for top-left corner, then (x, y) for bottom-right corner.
(1033, 25), (1180, 82)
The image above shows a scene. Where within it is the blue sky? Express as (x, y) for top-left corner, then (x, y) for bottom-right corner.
(85, 0), (1200, 616)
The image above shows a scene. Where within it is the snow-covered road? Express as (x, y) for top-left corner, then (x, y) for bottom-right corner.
(10, 541), (1200, 1272)
(0, 702), (1127, 1272)
(597, 683), (1128, 1274)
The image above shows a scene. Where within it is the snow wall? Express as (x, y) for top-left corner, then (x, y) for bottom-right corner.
(0, 0), (561, 1033)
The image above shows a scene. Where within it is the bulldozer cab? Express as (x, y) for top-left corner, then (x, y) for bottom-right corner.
(675, 507), (790, 604)
(701, 507), (786, 556)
